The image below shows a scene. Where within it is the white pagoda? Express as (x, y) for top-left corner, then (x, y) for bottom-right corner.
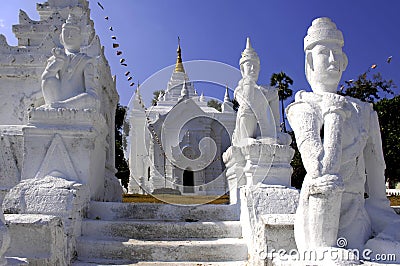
(128, 41), (236, 195)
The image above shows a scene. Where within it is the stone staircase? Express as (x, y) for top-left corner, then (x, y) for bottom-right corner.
(73, 201), (248, 265)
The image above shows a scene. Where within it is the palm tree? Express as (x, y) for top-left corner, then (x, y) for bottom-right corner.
(270, 72), (293, 133)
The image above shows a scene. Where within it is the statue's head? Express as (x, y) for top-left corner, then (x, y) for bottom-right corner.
(240, 37), (260, 81)
(304, 17), (348, 94)
(60, 14), (82, 52)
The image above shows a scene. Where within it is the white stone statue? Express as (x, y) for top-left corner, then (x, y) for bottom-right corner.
(232, 38), (280, 146)
(287, 17), (400, 258)
(41, 13), (99, 110)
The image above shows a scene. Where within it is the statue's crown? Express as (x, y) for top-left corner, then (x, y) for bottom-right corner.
(62, 14), (81, 30)
(304, 17), (343, 51)
(240, 37), (260, 65)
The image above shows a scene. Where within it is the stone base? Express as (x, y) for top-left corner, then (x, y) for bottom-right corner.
(241, 143), (294, 186)
(22, 107), (117, 201)
(223, 146), (246, 205)
(28, 107), (106, 127)
(240, 185), (300, 266)
(3, 175), (90, 264)
(261, 214), (297, 253)
(5, 214), (66, 266)
(153, 188), (182, 195)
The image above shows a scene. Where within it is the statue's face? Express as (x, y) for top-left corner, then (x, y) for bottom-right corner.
(307, 42), (347, 93)
(241, 60), (260, 81)
(61, 26), (82, 52)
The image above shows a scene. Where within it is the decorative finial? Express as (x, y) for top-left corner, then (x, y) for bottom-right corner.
(179, 80), (189, 100)
(175, 36), (185, 73)
(224, 85), (230, 102)
(178, 81), (189, 102)
(63, 11), (82, 31)
(199, 92), (205, 102)
(158, 91), (164, 102)
(240, 37), (260, 66)
(246, 37), (252, 49)
(133, 82), (144, 109)
(135, 82), (141, 99)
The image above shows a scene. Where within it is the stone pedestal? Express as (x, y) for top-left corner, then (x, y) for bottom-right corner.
(223, 139), (295, 204)
(240, 185), (299, 265)
(224, 138), (299, 265)
(21, 108), (108, 200)
(3, 175), (89, 264)
(241, 141), (294, 186)
(223, 146), (246, 205)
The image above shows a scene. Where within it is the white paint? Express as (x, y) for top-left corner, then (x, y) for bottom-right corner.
(128, 44), (236, 195)
(232, 38), (281, 147)
(222, 38), (298, 266)
(5, 214), (66, 265)
(0, 1), (121, 264)
(3, 175), (90, 264)
(286, 17), (400, 263)
(76, 201), (247, 264)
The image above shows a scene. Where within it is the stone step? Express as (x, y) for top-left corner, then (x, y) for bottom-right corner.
(72, 259), (248, 265)
(76, 237), (248, 262)
(88, 201), (239, 221)
(82, 219), (242, 240)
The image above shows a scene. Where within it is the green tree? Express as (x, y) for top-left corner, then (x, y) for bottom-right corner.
(339, 71), (398, 185)
(374, 96), (400, 185)
(207, 99), (222, 112)
(115, 103), (130, 189)
(287, 131), (306, 189)
(270, 72), (293, 132)
(338, 72), (395, 103)
(231, 98), (239, 112)
(152, 90), (165, 106)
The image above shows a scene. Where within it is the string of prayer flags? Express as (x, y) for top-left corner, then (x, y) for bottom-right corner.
(96, 1), (137, 92)
(97, 2), (104, 10)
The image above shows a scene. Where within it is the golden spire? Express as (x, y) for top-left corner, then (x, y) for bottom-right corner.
(174, 36), (185, 73)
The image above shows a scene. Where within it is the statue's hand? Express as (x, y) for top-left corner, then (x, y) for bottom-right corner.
(309, 174), (344, 195)
(51, 48), (67, 60)
(46, 48), (67, 73)
(321, 93), (345, 108)
(242, 77), (256, 87)
(321, 93), (349, 119)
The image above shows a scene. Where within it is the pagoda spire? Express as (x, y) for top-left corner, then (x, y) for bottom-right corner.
(224, 85), (230, 102)
(133, 82), (144, 110)
(174, 36), (185, 73)
(178, 80), (189, 101)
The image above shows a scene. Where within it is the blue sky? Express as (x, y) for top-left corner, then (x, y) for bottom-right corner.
(1, 0), (399, 107)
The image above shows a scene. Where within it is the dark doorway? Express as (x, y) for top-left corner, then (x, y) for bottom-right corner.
(183, 169), (194, 193)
